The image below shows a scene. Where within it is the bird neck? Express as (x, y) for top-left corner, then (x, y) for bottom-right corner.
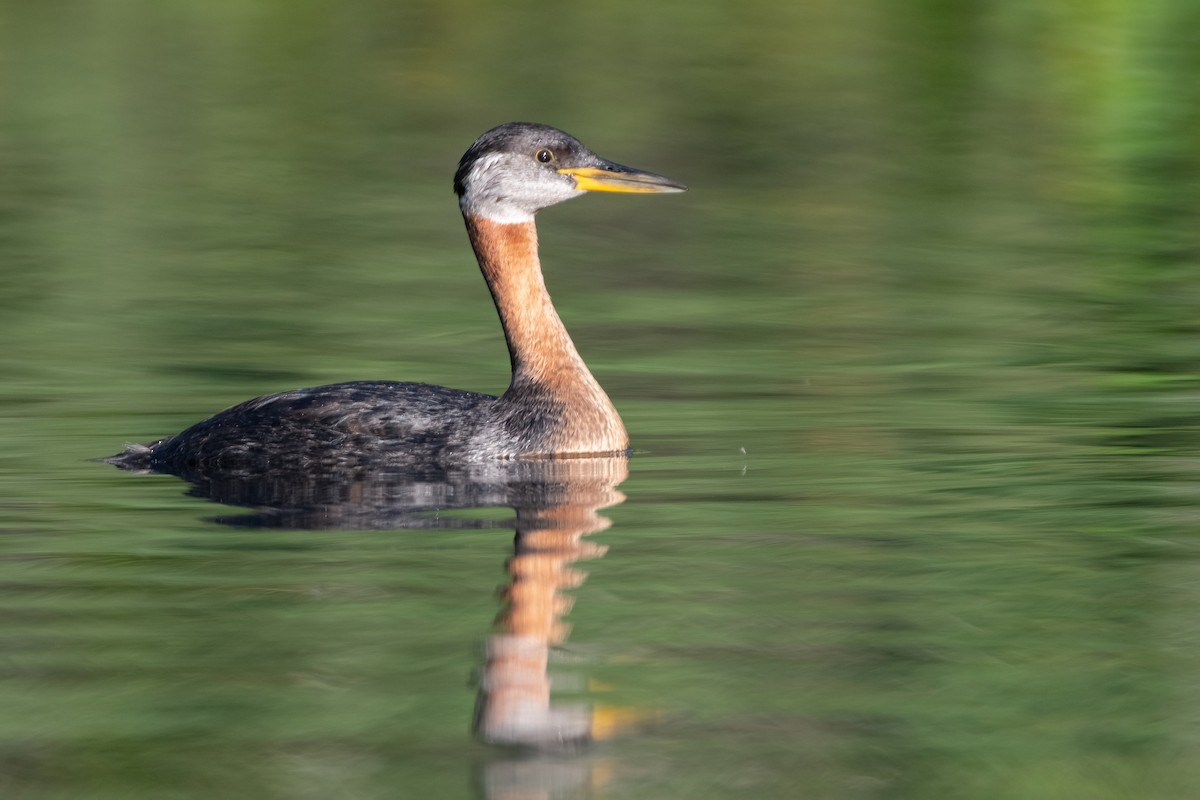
(463, 214), (627, 452)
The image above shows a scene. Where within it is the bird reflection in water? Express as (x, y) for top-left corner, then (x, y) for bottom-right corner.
(160, 457), (644, 769)
(473, 457), (631, 750)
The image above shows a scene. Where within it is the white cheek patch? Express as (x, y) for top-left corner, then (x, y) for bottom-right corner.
(460, 154), (535, 222)
(458, 151), (585, 223)
(469, 153), (508, 186)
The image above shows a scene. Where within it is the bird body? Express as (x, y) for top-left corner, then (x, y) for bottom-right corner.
(108, 123), (684, 471)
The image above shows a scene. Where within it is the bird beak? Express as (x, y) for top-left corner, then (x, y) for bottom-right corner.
(558, 162), (687, 194)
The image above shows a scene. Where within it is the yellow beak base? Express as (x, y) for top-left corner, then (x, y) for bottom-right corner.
(558, 166), (687, 194)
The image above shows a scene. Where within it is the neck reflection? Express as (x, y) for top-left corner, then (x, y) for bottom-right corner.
(474, 458), (626, 748)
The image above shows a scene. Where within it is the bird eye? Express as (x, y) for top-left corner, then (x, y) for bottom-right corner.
(535, 148), (554, 163)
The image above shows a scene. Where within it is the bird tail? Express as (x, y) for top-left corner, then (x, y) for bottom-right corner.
(102, 442), (159, 472)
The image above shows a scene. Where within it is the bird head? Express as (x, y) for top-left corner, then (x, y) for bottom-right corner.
(454, 122), (686, 223)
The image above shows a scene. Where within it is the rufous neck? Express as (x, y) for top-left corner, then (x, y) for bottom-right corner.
(464, 214), (594, 388)
(463, 213), (629, 455)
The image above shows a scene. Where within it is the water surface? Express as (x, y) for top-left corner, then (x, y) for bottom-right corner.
(2, 2), (1198, 798)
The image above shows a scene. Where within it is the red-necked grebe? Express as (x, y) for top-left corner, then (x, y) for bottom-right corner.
(107, 122), (686, 470)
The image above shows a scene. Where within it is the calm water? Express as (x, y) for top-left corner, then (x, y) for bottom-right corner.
(2, 2), (1199, 798)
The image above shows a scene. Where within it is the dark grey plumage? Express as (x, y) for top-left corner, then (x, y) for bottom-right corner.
(108, 378), (584, 469)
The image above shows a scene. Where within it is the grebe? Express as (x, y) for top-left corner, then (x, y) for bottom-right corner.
(107, 122), (685, 470)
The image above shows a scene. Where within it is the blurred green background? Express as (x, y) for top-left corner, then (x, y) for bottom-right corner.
(1, 1), (1198, 798)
